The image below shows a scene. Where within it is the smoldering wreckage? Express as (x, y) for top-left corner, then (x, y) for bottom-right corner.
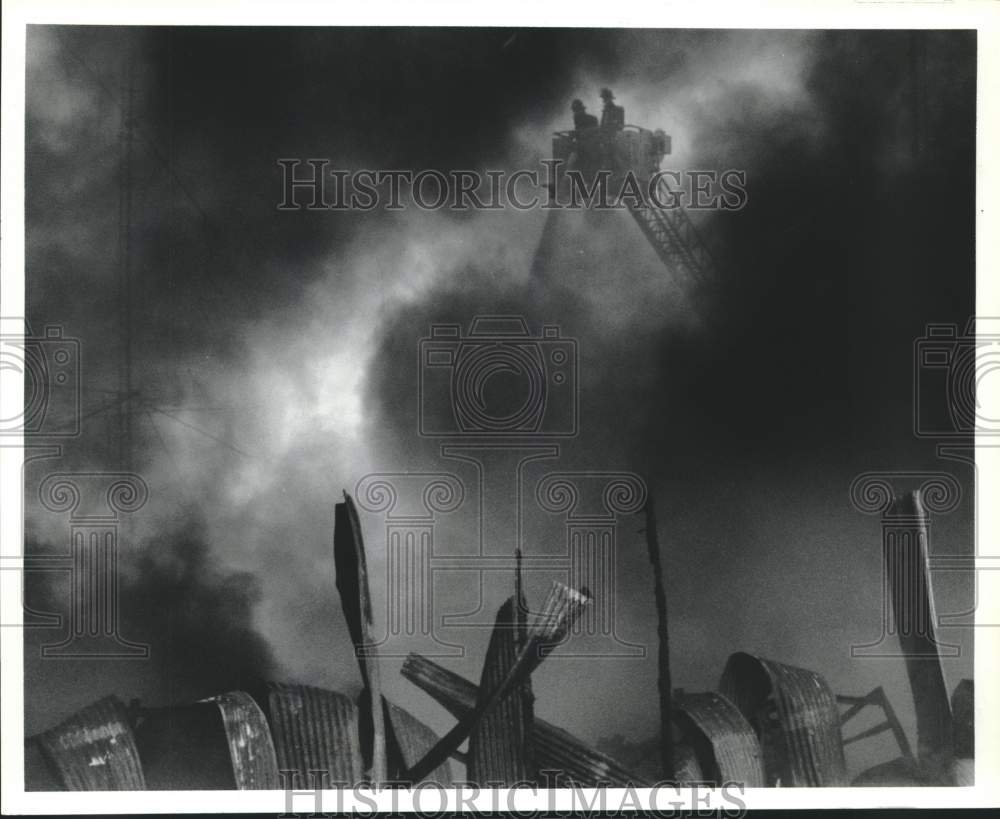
(23, 489), (976, 792)
(25, 100), (974, 793)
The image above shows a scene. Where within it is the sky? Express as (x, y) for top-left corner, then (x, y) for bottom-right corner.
(22, 26), (977, 781)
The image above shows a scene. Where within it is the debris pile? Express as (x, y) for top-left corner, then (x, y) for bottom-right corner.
(25, 490), (973, 790)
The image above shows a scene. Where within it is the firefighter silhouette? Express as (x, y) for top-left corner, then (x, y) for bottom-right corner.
(571, 98), (598, 131)
(599, 88), (625, 130)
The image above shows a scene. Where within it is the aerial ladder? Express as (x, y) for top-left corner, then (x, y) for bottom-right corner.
(549, 120), (719, 312)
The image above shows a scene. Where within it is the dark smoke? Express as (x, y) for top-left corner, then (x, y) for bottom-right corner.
(23, 521), (278, 734)
(363, 29), (976, 773)
(23, 27), (976, 780)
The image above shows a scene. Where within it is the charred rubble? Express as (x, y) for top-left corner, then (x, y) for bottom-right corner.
(25, 488), (972, 790)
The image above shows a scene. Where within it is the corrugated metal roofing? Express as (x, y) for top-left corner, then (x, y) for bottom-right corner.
(673, 744), (705, 784)
(951, 757), (974, 786)
(35, 695), (145, 790)
(951, 678), (973, 760)
(467, 596), (532, 786)
(719, 652), (847, 786)
(528, 582), (590, 655)
(674, 690), (764, 786)
(202, 691), (280, 789)
(530, 718), (651, 787)
(264, 682), (364, 787)
(402, 582), (590, 783)
(402, 652), (649, 786)
(883, 491), (953, 767)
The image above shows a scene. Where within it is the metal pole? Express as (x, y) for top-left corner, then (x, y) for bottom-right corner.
(643, 497), (673, 779)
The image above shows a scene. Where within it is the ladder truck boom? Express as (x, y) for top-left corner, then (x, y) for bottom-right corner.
(550, 120), (719, 309)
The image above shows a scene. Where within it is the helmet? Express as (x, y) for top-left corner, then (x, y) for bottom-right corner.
(571, 99), (585, 111)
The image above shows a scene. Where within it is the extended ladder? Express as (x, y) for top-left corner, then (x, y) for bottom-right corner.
(624, 174), (718, 296)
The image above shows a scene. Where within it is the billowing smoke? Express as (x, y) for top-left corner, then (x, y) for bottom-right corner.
(24, 26), (975, 779)
(23, 520), (278, 734)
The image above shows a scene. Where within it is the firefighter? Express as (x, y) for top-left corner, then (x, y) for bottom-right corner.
(600, 88), (625, 130)
(571, 98), (598, 131)
(570, 99), (600, 172)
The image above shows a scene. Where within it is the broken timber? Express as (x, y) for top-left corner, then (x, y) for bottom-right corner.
(334, 492), (387, 782)
(466, 596), (534, 785)
(883, 490), (954, 778)
(837, 687), (914, 765)
(402, 582), (590, 783)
